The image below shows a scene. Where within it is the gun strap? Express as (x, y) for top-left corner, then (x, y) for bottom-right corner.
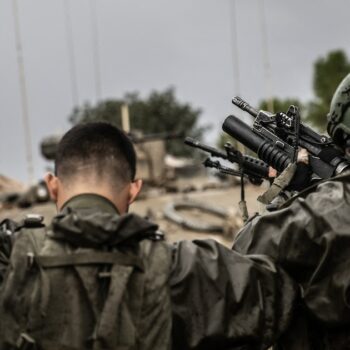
(238, 153), (249, 222)
(258, 163), (297, 205)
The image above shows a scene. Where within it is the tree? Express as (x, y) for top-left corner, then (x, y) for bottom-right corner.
(258, 97), (303, 114)
(305, 50), (350, 130)
(216, 50), (350, 150)
(69, 88), (209, 156)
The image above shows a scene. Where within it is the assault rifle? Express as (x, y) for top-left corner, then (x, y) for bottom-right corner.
(184, 137), (269, 183)
(223, 97), (350, 179)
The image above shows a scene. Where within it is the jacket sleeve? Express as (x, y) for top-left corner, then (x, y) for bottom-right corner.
(0, 233), (12, 286)
(0, 230), (40, 347)
(234, 178), (350, 325)
(170, 239), (297, 350)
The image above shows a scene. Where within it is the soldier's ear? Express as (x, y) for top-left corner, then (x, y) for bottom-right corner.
(128, 179), (143, 205)
(44, 173), (59, 202)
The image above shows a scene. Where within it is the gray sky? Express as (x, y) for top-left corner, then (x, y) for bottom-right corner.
(1, 0), (350, 183)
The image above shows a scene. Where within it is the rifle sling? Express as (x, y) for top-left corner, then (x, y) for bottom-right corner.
(258, 163), (297, 204)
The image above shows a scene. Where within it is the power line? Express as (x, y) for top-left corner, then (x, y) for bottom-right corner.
(12, 0), (34, 184)
(89, 0), (102, 102)
(63, 0), (79, 107)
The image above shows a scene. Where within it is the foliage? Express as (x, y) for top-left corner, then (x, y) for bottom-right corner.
(230, 50), (350, 133)
(69, 88), (210, 156)
(258, 98), (304, 115)
(305, 50), (350, 130)
(257, 51), (350, 131)
(217, 132), (234, 150)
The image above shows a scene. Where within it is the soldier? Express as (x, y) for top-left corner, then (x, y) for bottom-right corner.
(233, 73), (350, 349)
(0, 122), (296, 349)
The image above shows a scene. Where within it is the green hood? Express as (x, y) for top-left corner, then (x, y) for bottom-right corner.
(50, 194), (158, 248)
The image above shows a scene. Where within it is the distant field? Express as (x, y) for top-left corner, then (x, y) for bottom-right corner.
(0, 184), (265, 247)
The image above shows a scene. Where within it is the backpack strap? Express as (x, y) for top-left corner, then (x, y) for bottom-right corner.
(0, 216), (46, 287)
(0, 214), (45, 257)
(32, 251), (144, 271)
(16, 332), (82, 350)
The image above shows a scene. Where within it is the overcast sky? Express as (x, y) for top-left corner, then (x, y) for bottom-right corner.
(1, 0), (350, 183)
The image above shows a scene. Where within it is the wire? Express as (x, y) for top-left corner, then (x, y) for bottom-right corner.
(228, 0), (241, 95)
(89, 0), (102, 102)
(63, 0), (79, 107)
(12, 0), (34, 184)
(258, 0), (274, 112)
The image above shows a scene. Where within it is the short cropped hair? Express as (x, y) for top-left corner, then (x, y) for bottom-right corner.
(55, 122), (136, 186)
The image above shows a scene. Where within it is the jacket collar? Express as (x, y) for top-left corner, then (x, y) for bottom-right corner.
(61, 193), (119, 215)
(52, 193), (158, 248)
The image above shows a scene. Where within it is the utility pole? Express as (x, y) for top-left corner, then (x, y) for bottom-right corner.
(229, 0), (241, 95)
(229, 0), (245, 154)
(121, 104), (130, 133)
(258, 0), (274, 112)
(89, 0), (102, 102)
(63, 0), (79, 107)
(12, 0), (34, 184)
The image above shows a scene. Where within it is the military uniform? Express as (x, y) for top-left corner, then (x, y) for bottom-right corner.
(234, 171), (350, 349)
(0, 194), (172, 350)
(0, 193), (297, 350)
(232, 72), (350, 349)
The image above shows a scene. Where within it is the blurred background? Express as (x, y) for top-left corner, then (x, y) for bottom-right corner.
(0, 0), (349, 243)
(1, 0), (350, 183)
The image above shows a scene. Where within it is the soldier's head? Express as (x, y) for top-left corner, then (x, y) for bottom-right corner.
(44, 122), (142, 213)
(327, 73), (350, 155)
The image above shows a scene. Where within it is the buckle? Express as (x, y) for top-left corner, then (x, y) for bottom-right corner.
(27, 252), (35, 269)
(16, 333), (36, 350)
(98, 271), (112, 279)
(24, 214), (44, 228)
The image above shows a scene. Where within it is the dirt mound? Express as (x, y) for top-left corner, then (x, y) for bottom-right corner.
(0, 175), (25, 194)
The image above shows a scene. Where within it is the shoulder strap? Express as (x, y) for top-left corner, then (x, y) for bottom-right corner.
(0, 218), (46, 285)
(16, 333), (82, 350)
(33, 251), (144, 271)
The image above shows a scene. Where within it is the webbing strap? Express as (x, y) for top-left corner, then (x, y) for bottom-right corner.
(258, 163), (297, 204)
(16, 334), (131, 350)
(34, 252), (144, 271)
(16, 333), (80, 350)
(39, 340), (81, 350)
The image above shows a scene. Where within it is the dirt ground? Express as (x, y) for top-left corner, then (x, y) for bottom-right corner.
(0, 183), (265, 247)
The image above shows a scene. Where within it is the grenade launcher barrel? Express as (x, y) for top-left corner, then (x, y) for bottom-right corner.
(223, 115), (292, 173)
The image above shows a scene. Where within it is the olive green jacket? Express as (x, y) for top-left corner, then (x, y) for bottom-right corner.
(0, 194), (297, 350)
(0, 195), (172, 350)
(234, 172), (350, 349)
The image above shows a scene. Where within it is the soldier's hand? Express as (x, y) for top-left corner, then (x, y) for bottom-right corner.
(286, 148), (312, 191)
(297, 148), (309, 165)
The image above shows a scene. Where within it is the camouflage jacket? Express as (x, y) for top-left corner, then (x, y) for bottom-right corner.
(0, 194), (297, 350)
(234, 171), (350, 349)
(0, 195), (172, 350)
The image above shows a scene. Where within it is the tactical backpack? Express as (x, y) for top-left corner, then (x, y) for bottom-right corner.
(0, 211), (172, 350)
(0, 216), (43, 287)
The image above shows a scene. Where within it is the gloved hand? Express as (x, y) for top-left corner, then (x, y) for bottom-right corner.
(285, 148), (312, 191)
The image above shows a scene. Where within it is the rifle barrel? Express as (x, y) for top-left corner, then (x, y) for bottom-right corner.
(232, 96), (258, 117)
(184, 137), (228, 159)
